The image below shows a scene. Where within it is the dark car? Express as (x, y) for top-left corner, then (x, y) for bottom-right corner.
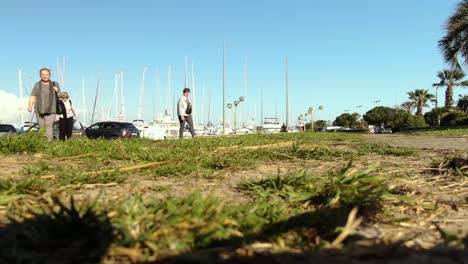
(85, 122), (140, 139)
(0, 124), (17, 137)
(25, 121), (86, 139)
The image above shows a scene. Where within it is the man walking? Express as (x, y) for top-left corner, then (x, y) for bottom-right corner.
(177, 88), (195, 138)
(27, 68), (61, 141)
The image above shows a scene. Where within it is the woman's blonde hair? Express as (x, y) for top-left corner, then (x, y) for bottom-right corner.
(58, 92), (69, 98)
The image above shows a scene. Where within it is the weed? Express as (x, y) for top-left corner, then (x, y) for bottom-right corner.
(238, 163), (387, 209)
(0, 131), (47, 154)
(55, 171), (128, 186)
(357, 142), (417, 156)
(431, 155), (468, 177)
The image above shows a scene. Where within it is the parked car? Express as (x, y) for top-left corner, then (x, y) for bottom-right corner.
(0, 124), (17, 137)
(25, 121), (86, 139)
(85, 122), (140, 139)
(373, 127), (393, 134)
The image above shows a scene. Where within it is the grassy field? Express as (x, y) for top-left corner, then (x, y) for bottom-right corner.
(0, 132), (466, 263)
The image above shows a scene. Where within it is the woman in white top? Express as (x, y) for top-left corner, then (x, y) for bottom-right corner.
(57, 92), (78, 141)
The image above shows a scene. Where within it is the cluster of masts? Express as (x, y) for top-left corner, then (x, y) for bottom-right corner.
(16, 46), (293, 133)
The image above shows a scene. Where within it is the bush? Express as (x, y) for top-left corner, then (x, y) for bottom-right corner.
(424, 107), (450, 127)
(440, 111), (468, 126)
(405, 115), (426, 128)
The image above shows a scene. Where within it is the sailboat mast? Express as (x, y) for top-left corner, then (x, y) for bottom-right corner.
(82, 77), (86, 126)
(191, 61), (196, 125)
(202, 80), (205, 126)
(223, 41), (226, 134)
(137, 67), (148, 121)
(244, 56), (247, 126)
(156, 66), (160, 117)
(120, 67), (125, 122)
(208, 90), (212, 124)
(114, 73), (119, 120)
(185, 56), (188, 88)
(286, 56), (290, 129)
(167, 65), (172, 115)
(91, 76), (100, 125)
(261, 87), (264, 125)
(18, 69), (24, 125)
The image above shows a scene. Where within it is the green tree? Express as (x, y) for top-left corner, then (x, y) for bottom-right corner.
(400, 101), (416, 114)
(363, 107), (396, 127)
(438, 0), (468, 69)
(332, 113), (360, 128)
(314, 120), (328, 131)
(364, 106), (426, 128)
(424, 107), (450, 127)
(457, 94), (468, 113)
(433, 69), (468, 108)
(441, 110), (468, 126)
(407, 89), (435, 117)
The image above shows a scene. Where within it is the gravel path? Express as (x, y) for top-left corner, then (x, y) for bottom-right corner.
(365, 135), (468, 151)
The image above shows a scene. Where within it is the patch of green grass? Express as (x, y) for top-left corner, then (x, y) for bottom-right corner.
(55, 171), (128, 186)
(237, 163), (387, 209)
(0, 178), (45, 205)
(407, 128), (468, 137)
(1, 163), (394, 262)
(22, 162), (51, 176)
(357, 142), (417, 156)
(0, 131), (47, 154)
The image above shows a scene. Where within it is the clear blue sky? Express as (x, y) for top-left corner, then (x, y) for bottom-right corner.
(0, 0), (462, 125)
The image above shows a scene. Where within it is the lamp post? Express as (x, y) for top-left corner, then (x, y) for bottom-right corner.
(227, 96), (244, 134)
(307, 105), (324, 132)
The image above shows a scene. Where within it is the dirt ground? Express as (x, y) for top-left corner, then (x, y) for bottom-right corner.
(365, 134), (468, 150)
(0, 134), (466, 263)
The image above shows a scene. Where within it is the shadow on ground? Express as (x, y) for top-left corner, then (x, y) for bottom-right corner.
(155, 205), (466, 264)
(0, 198), (113, 264)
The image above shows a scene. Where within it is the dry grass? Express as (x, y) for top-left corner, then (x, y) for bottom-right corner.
(0, 132), (466, 263)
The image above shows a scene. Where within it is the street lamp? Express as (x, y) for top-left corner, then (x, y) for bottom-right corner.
(227, 96), (244, 133)
(307, 105), (324, 132)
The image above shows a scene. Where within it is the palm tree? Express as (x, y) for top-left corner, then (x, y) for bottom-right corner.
(400, 101), (417, 114)
(457, 94), (468, 113)
(407, 89), (435, 117)
(438, 0), (468, 69)
(433, 69), (468, 108)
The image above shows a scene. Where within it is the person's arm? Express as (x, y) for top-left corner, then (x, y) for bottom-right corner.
(52, 82), (60, 93)
(178, 97), (186, 118)
(28, 84), (38, 112)
(27, 96), (36, 112)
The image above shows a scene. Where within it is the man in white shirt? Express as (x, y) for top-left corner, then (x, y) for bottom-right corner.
(177, 88), (195, 138)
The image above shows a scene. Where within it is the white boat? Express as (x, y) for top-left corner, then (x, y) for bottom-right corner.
(155, 111), (180, 138)
(216, 123), (233, 135)
(132, 119), (167, 140)
(235, 127), (251, 134)
(259, 117), (282, 133)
